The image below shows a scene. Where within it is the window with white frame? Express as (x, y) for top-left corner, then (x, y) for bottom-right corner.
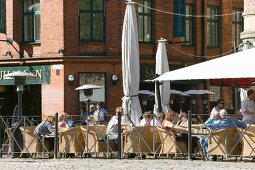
(232, 9), (243, 49)
(138, 0), (152, 42)
(207, 6), (219, 47)
(182, 4), (194, 46)
(23, 0), (40, 42)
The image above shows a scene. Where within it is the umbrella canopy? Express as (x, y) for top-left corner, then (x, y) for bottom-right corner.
(183, 90), (204, 95)
(153, 48), (255, 82)
(139, 90), (155, 96)
(121, 1), (142, 125)
(179, 93), (191, 96)
(154, 38), (170, 113)
(198, 90), (215, 95)
(170, 89), (183, 94)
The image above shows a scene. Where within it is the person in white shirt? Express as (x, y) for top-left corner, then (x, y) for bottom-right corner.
(210, 99), (227, 119)
(106, 107), (123, 140)
(139, 111), (152, 126)
(240, 89), (255, 124)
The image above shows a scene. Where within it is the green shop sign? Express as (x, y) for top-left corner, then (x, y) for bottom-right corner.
(0, 65), (50, 85)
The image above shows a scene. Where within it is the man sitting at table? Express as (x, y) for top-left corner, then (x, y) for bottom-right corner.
(106, 107), (123, 141)
(200, 111), (247, 160)
(34, 116), (55, 152)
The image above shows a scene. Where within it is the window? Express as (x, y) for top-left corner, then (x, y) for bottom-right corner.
(78, 72), (105, 103)
(0, 0), (6, 33)
(138, 0), (152, 42)
(79, 0), (105, 41)
(23, 0), (40, 42)
(207, 6), (219, 47)
(182, 4), (194, 46)
(232, 9), (243, 50)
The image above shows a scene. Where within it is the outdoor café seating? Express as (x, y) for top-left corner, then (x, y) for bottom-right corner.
(19, 126), (42, 158)
(238, 125), (255, 158)
(80, 125), (117, 157)
(207, 128), (242, 160)
(157, 127), (187, 157)
(123, 126), (161, 157)
(58, 127), (85, 157)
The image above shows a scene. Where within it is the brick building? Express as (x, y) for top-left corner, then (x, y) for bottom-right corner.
(0, 0), (244, 118)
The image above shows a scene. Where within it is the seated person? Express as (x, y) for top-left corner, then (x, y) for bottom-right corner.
(200, 111), (247, 157)
(34, 116), (55, 136)
(210, 99), (227, 119)
(177, 112), (188, 127)
(34, 116), (55, 151)
(160, 111), (187, 139)
(150, 112), (162, 126)
(106, 107), (123, 141)
(58, 113), (67, 128)
(139, 111), (152, 126)
(160, 111), (199, 152)
(65, 115), (74, 128)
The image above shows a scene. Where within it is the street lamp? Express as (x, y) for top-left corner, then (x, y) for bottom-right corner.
(3, 71), (35, 157)
(3, 71), (36, 121)
(75, 84), (101, 157)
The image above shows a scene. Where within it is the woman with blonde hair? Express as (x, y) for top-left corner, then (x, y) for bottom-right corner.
(58, 112), (67, 128)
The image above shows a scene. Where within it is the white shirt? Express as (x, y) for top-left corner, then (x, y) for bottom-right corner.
(240, 98), (255, 123)
(150, 117), (161, 126)
(106, 115), (120, 135)
(210, 106), (227, 119)
(139, 119), (151, 126)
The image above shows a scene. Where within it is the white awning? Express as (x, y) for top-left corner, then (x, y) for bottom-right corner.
(154, 48), (255, 82)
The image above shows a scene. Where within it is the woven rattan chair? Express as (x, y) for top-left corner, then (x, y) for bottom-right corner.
(123, 126), (161, 156)
(20, 126), (42, 158)
(58, 126), (85, 157)
(80, 125), (117, 156)
(239, 125), (255, 158)
(207, 128), (242, 159)
(157, 127), (187, 157)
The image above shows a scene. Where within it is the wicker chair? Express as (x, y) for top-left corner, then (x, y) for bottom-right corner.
(123, 126), (161, 155)
(207, 128), (242, 159)
(20, 126), (42, 157)
(239, 125), (255, 157)
(157, 127), (187, 157)
(58, 126), (85, 156)
(80, 125), (117, 156)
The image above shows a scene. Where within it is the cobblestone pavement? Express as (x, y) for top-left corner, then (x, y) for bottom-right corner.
(0, 158), (254, 170)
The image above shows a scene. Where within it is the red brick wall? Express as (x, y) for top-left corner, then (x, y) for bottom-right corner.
(42, 65), (64, 117)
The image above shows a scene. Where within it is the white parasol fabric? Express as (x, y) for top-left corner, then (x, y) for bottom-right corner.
(121, 1), (142, 125)
(154, 38), (170, 114)
(139, 90), (155, 96)
(170, 89), (183, 94)
(153, 48), (255, 82)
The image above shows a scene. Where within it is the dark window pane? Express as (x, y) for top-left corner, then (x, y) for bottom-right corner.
(34, 14), (40, 41)
(24, 15), (33, 41)
(24, 0), (33, 12)
(93, 13), (103, 39)
(80, 14), (90, 39)
(80, 0), (90, 10)
(93, 0), (103, 10)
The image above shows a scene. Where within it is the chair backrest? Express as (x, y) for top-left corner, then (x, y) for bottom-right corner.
(239, 126), (255, 157)
(59, 126), (84, 153)
(88, 125), (107, 138)
(20, 126), (41, 153)
(157, 127), (187, 154)
(208, 128), (241, 156)
(123, 126), (161, 154)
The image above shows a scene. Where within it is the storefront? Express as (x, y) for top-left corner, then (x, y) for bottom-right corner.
(0, 65), (50, 117)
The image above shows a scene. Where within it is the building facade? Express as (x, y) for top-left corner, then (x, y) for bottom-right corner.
(0, 0), (243, 118)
